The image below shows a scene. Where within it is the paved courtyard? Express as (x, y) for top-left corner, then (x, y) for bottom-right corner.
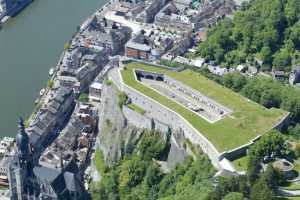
(141, 78), (222, 123)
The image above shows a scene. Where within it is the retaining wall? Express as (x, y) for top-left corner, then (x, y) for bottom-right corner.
(109, 68), (222, 169)
(122, 106), (169, 133)
(109, 66), (291, 170)
(220, 111), (290, 161)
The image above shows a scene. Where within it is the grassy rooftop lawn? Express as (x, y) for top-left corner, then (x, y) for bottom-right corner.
(127, 103), (146, 115)
(232, 156), (249, 172)
(121, 62), (288, 152)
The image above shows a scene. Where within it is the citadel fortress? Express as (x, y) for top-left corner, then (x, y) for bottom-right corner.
(109, 59), (290, 172)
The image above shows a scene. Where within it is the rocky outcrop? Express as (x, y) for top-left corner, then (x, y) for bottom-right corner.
(98, 82), (192, 169)
(98, 83), (142, 167)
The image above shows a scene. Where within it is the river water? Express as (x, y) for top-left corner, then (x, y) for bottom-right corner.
(0, 0), (106, 137)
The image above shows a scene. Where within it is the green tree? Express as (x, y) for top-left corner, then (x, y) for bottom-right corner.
(196, 0), (300, 72)
(118, 92), (128, 108)
(285, 0), (300, 25)
(249, 179), (273, 200)
(247, 131), (288, 183)
(47, 80), (54, 89)
(210, 176), (249, 200)
(63, 41), (71, 51)
(138, 130), (169, 160)
(294, 140), (300, 157)
(223, 73), (247, 92)
(119, 156), (147, 194)
(248, 130), (287, 162)
(261, 165), (283, 191)
(289, 21), (300, 49)
(223, 192), (248, 200)
(79, 93), (89, 102)
(287, 123), (300, 139)
(259, 46), (273, 65)
(273, 47), (292, 70)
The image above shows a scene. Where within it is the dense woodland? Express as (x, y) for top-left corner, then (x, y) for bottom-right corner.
(207, 130), (292, 200)
(89, 130), (216, 200)
(196, 0), (300, 71)
(89, 130), (291, 200)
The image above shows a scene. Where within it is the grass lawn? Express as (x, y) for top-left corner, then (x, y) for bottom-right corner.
(127, 103), (146, 115)
(232, 156), (249, 171)
(121, 62), (288, 152)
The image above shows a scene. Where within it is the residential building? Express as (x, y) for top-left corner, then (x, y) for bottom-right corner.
(125, 30), (174, 61)
(82, 16), (132, 55)
(134, 0), (166, 23)
(89, 82), (103, 102)
(39, 117), (85, 169)
(289, 68), (300, 85)
(58, 46), (109, 95)
(39, 103), (97, 170)
(155, 3), (194, 33)
(26, 88), (75, 153)
(273, 70), (285, 81)
(193, 0), (235, 30)
(126, 41), (151, 60)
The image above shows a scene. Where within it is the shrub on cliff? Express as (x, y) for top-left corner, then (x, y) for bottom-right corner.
(118, 92), (128, 108)
(89, 130), (215, 200)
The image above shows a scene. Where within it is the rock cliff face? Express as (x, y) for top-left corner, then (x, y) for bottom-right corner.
(98, 83), (142, 167)
(98, 82), (191, 169)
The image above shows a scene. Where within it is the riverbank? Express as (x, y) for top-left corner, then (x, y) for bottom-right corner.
(0, 0), (107, 137)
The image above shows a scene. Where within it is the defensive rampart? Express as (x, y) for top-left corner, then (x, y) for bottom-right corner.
(109, 65), (291, 171)
(109, 67), (222, 169)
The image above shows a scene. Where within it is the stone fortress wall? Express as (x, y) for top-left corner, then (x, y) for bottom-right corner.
(122, 106), (170, 133)
(220, 111), (291, 161)
(135, 69), (232, 123)
(109, 67), (222, 169)
(109, 64), (290, 171)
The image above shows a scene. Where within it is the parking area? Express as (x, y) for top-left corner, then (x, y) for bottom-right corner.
(140, 78), (221, 123)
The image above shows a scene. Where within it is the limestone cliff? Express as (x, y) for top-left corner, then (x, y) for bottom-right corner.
(98, 82), (192, 169)
(98, 83), (142, 167)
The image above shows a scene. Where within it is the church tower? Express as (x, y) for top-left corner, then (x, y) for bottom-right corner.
(8, 118), (31, 200)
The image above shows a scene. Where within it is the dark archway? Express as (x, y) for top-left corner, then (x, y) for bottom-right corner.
(145, 75), (154, 80)
(137, 73), (145, 78)
(156, 76), (164, 81)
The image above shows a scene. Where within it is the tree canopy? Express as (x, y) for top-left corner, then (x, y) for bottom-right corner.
(196, 0), (300, 71)
(90, 130), (216, 200)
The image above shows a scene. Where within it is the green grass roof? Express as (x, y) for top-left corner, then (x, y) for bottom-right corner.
(121, 62), (288, 152)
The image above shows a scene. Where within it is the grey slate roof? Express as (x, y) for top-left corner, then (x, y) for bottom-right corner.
(33, 166), (61, 183)
(33, 164), (82, 196)
(126, 41), (151, 51)
(64, 172), (80, 192)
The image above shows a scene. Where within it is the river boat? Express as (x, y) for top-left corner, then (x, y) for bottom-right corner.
(49, 68), (54, 76)
(39, 88), (46, 96)
(34, 98), (39, 104)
